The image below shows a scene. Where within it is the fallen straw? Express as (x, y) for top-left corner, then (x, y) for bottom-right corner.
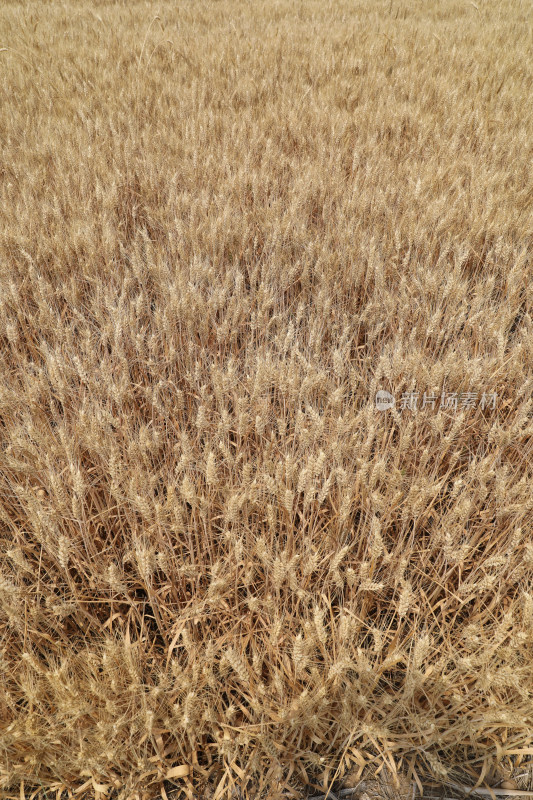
(306, 784), (533, 800)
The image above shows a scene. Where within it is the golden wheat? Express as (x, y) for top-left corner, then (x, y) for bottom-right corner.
(0, 0), (532, 799)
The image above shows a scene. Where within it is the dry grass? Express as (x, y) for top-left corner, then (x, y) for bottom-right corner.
(0, 0), (532, 799)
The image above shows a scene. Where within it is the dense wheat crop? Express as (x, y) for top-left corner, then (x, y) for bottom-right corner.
(0, 1), (532, 799)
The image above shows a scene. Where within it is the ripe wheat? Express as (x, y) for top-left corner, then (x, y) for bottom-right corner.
(0, 1), (532, 799)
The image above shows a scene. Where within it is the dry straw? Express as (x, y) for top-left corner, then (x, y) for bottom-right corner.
(0, 0), (532, 799)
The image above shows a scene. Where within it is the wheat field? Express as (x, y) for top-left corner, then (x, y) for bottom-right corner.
(0, 1), (532, 799)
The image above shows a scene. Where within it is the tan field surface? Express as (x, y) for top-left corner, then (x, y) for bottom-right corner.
(0, 1), (532, 799)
